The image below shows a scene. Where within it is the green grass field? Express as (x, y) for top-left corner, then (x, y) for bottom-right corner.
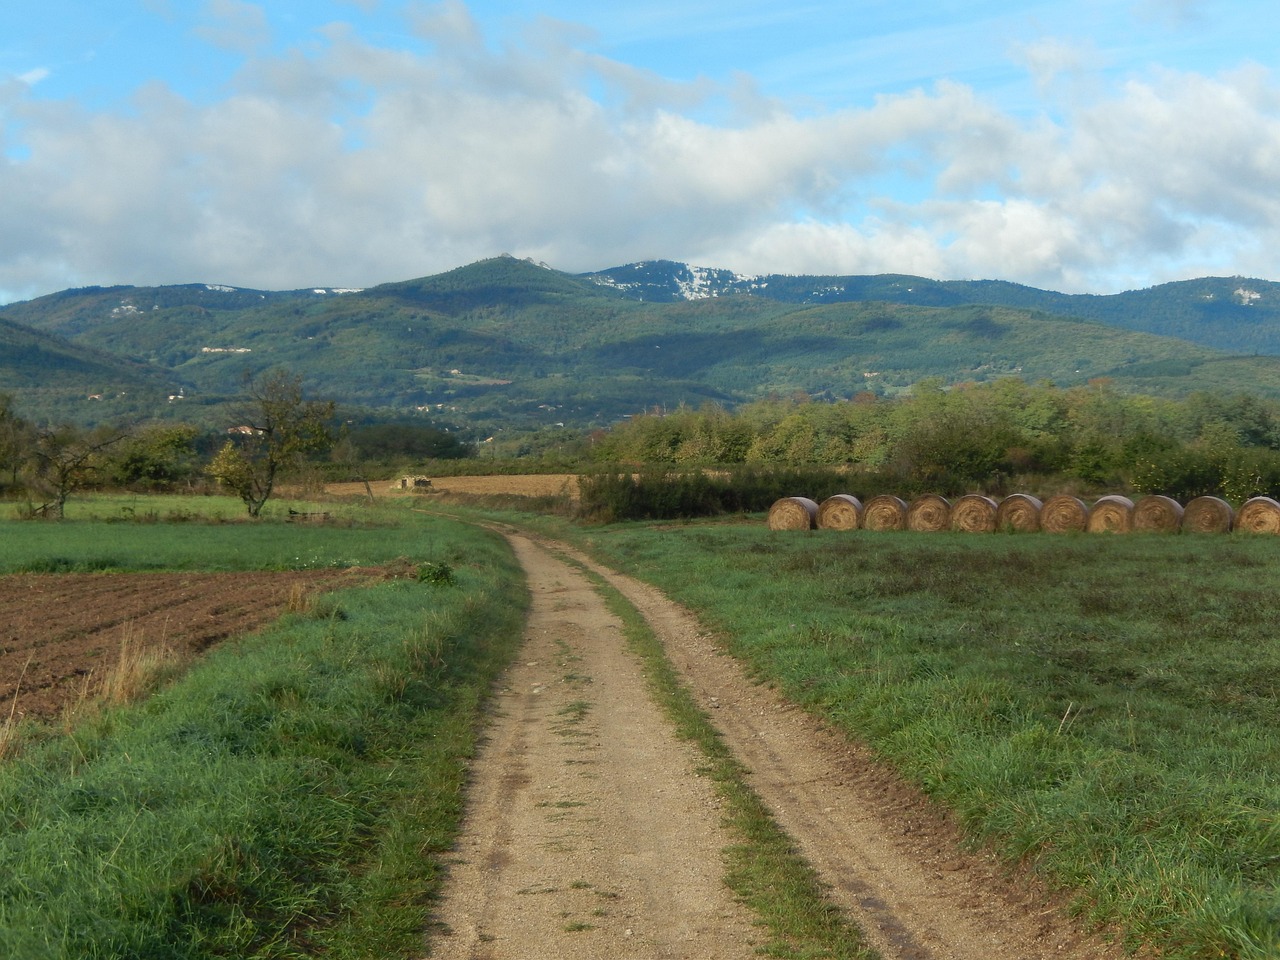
(0, 493), (443, 573)
(559, 521), (1280, 960)
(0, 498), (526, 959)
(9, 489), (1280, 959)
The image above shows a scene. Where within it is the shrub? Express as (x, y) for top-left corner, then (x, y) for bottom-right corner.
(576, 466), (887, 522)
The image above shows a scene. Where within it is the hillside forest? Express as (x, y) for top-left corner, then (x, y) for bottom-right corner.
(8, 258), (1280, 438)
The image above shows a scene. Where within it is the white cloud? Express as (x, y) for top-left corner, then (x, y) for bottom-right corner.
(1012, 37), (1100, 93)
(194, 0), (272, 55)
(3, 6), (1280, 302)
(18, 67), (50, 87)
(1134, 0), (1208, 27)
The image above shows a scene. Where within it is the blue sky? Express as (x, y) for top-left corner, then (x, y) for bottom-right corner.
(2, 0), (1277, 302)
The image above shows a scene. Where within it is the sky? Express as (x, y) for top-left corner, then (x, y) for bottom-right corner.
(2, 0), (1279, 304)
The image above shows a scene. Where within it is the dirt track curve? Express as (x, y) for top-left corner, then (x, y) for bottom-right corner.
(426, 527), (1132, 960)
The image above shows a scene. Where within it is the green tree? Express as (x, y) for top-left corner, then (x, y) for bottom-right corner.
(208, 370), (336, 517)
(108, 424), (201, 490)
(348, 422), (468, 462)
(0, 395), (31, 491)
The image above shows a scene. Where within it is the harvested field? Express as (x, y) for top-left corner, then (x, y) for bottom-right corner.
(0, 569), (377, 721)
(327, 475), (580, 501)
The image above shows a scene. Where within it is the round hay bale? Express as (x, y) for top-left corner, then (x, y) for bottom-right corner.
(907, 494), (951, 532)
(1182, 496), (1234, 534)
(1041, 494), (1089, 533)
(863, 495), (908, 531)
(995, 494), (1042, 532)
(1133, 495), (1183, 533)
(950, 494), (998, 533)
(768, 496), (819, 531)
(1235, 496), (1280, 534)
(1086, 495), (1135, 533)
(817, 494), (863, 531)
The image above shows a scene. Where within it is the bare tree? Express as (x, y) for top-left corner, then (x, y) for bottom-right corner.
(26, 424), (128, 519)
(208, 369), (336, 517)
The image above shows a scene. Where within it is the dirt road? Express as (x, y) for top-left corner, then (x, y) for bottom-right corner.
(427, 529), (1131, 960)
(427, 533), (761, 959)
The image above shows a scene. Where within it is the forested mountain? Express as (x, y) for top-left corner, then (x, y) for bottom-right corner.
(3, 256), (1280, 431)
(0, 312), (180, 423)
(582, 262), (1280, 356)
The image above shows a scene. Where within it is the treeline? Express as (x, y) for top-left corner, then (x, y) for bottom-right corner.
(587, 377), (1280, 504)
(0, 385), (470, 519)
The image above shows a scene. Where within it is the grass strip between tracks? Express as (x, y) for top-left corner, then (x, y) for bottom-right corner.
(568, 555), (879, 960)
(0, 517), (526, 960)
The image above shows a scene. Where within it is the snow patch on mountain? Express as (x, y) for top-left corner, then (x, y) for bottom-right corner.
(583, 261), (762, 301)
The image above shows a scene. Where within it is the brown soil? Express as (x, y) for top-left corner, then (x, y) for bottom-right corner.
(427, 526), (1135, 960)
(0, 568), (374, 721)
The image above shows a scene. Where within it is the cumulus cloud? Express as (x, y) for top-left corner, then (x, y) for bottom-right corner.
(2, 4), (1280, 301)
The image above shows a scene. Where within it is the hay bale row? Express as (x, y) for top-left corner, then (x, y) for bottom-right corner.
(1041, 494), (1089, 533)
(995, 494), (1041, 532)
(767, 496), (820, 530)
(950, 494), (999, 532)
(816, 494), (862, 530)
(1133, 494), (1183, 532)
(770, 493), (1280, 534)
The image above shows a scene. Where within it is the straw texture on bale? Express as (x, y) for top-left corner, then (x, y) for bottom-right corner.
(817, 494), (863, 531)
(1133, 495), (1183, 533)
(1235, 496), (1280, 534)
(995, 494), (1042, 532)
(1041, 494), (1089, 533)
(1086, 495), (1135, 533)
(949, 495), (998, 532)
(907, 494), (951, 532)
(767, 496), (819, 531)
(863, 495), (909, 531)
(1182, 496), (1234, 533)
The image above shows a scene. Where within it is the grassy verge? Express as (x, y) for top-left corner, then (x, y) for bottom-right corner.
(553, 522), (1280, 960)
(566, 556), (876, 960)
(0, 503), (526, 959)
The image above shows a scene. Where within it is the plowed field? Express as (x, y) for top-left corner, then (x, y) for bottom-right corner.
(0, 569), (373, 721)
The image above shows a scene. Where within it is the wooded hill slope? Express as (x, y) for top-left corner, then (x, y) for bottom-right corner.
(4, 256), (1280, 430)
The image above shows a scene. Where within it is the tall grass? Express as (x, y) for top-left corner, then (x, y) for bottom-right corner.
(0, 658), (27, 762)
(93, 624), (182, 708)
(0, 507), (526, 959)
(569, 523), (1280, 960)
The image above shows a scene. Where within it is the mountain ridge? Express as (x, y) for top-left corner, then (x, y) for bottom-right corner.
(4, 256), (1280, 430)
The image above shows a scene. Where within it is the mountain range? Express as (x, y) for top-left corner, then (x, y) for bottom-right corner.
(4, 255), (1280, 432)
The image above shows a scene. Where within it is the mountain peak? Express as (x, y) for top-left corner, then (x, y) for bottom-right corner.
(579, 261), (764, 302)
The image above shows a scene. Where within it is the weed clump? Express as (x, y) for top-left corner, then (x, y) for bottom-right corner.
(416, 561), (456, 586)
